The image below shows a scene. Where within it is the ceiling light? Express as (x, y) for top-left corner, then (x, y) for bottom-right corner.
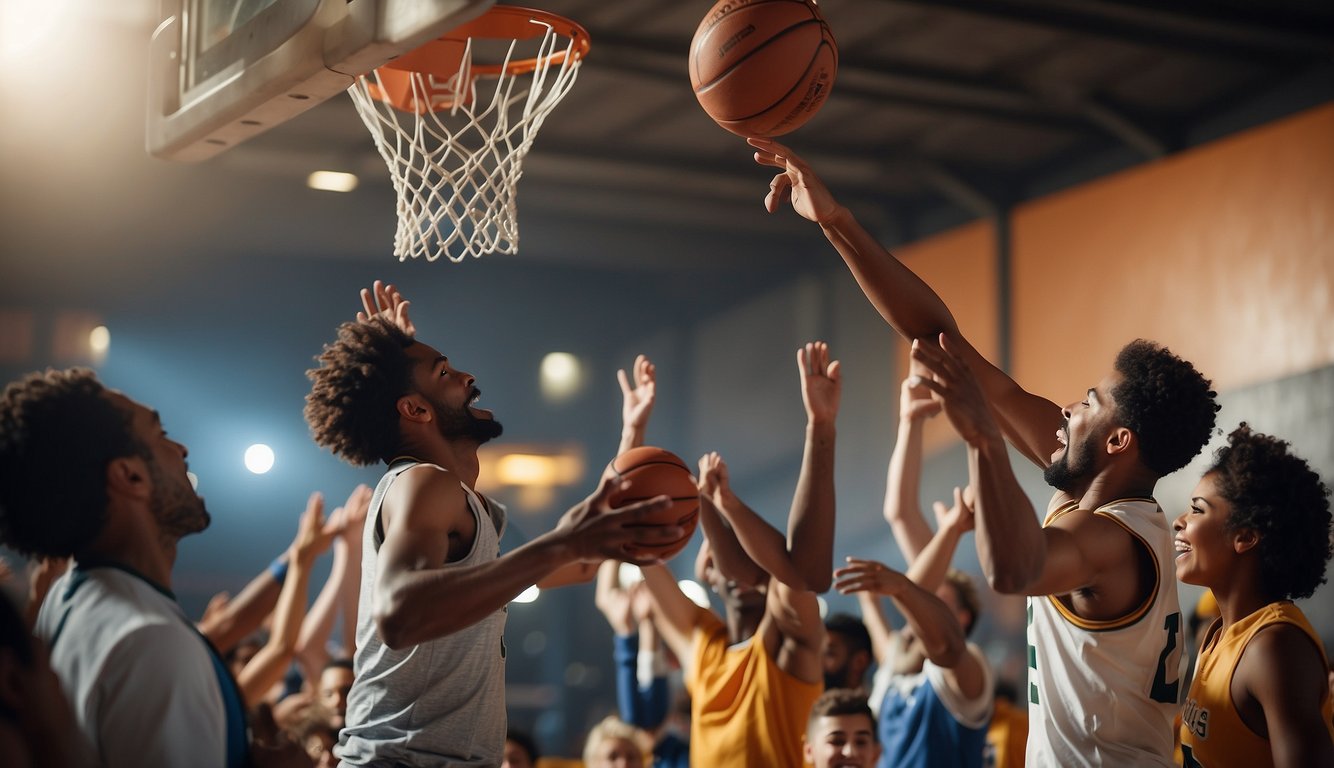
(88, 325), (110, 353)
(306, 170), (359, 193)
(539, 352), (582, 400)
(244, 443), (275, 474)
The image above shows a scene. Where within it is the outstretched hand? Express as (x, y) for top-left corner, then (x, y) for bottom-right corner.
(833, 557), (910, 598)
(356, 280), (416, 337)
(749, 138), (842, 224)
(932, 485), (976, 534)
(556, 475), (680, 567)
(696, 451), (731, 501)
(910, 334), (1001, 447)
(618, 354), (657, 435)
(900, 365), (942, 422)
(290, 492), (331, 566)
(798, 341), (841, 424)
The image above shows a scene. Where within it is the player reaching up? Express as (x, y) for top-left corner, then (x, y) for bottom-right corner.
(752, 139), (1219, 766)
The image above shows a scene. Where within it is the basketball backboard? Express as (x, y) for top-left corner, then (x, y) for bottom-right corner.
(147, 0), (494, 161)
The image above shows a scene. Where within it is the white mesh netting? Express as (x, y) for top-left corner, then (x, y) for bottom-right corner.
(347, 23), (583, 262)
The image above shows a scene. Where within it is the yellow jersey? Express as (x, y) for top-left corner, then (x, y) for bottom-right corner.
(1180, 601), (1334, 767)
(685, 606), (822, 768)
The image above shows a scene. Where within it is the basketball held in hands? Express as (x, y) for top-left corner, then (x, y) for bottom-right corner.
(605, 446), (700, 561)
(689, 0), (838, 137)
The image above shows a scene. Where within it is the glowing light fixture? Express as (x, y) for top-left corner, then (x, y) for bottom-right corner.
(513, 585), (540, 604)
(306, 170), (359, 193)
(540, 352), (582, 400)
(88, 325), (110, 354)
(495, 453), (583, 486)
(244, 443), (275, 474)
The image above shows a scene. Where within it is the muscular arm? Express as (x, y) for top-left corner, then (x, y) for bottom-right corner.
(970, 434), (1129, 596)
(751, 140), (1064, 467)
(374, 467), (677, 649)
(1240, 625), (1334, 767)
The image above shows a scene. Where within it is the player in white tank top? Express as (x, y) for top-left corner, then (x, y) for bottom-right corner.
(1026, 498), (1183, 766)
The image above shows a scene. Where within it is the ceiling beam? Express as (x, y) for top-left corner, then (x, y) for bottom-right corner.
(587, 32), (1094, 133)
(880, 0), (1334, 61)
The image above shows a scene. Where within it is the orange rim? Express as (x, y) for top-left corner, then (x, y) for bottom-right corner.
(380, 5), (589, 80)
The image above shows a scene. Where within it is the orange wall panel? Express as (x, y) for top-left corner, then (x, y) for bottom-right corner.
(894, 219), (998, 454)
(1011, 104), (1334, 402)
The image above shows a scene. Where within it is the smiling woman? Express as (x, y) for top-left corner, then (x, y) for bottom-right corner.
(1174, 424), (1334, 767)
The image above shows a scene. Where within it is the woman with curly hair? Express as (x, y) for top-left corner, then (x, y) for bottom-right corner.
(1175, 424), (1334, 766)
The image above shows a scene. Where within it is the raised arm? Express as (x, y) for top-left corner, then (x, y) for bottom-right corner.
(356, 280), (415, 337)
(296, 484), (371, 680)
(695, 454), (768, 589)
(639, 564), (701, 674)
(884, 371), (942, 565)
(855, 590), (897, 666)
(835, 558), (965, 668)
(703, 453), (811, 590)
(373, 468), (678, 649)
(617, 355), (656, 455)
(750, 139), (1063, 468)
(912, 335), (1128, 596)
(788, 341), (839, 592)
(596, 562), (670, 729)
(239, 491), (330, 707)
(907, 487), (974, 594)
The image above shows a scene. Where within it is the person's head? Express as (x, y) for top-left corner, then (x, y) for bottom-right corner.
(0, 369), (209, 559)
(822, 613), (872, 690)
(694, 538), (765, 617)
(582, 716), (650, 768)
(939, 569), (981, 639)
(804, 688), (881, 768)
(502, 729), (539, 768)
(305, 319), (503, 466)
(1173, 424), (1332, 602)
(318, 659), (355, 729)
(1045, 340), (1217, 493)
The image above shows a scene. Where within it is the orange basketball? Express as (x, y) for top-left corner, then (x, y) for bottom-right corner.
(605, 446), (700, 561)
(689, 0), (837, 138)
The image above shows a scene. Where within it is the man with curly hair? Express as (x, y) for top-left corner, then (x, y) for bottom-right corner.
(1175, 424), (1334, 766)
(0, 369), (253, 768)
(751, 139), (1219, 766)
(306, 282), (680, 767)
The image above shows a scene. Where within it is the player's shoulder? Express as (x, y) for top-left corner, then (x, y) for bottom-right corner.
(383, 463), (470, 530)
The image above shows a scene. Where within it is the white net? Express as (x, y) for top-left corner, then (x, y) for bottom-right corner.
(347, 21), (584, 262)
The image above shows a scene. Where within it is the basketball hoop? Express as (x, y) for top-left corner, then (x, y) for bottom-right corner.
(348, 6), (590, 262)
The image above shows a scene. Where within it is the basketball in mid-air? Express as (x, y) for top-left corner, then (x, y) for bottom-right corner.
(688, 0), (837, 138)
(605, 446), (700, 560)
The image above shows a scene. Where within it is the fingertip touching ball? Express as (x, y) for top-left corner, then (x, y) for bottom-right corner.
(605, 446), (700, 561)
(689, 0), (838, 138)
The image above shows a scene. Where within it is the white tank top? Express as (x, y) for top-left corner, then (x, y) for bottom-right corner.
(338, 460), (509, 767)
(1025, 498), (1183, 767)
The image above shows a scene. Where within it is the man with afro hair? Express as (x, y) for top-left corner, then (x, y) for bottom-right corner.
(305, 282), (680, 767)
(1175, 424), (1334, 766)
(751, 139), (1219, 766)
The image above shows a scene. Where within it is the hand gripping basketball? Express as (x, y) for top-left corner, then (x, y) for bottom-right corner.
(556, 473), (681, 566)
(603, 446), (702, 561)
